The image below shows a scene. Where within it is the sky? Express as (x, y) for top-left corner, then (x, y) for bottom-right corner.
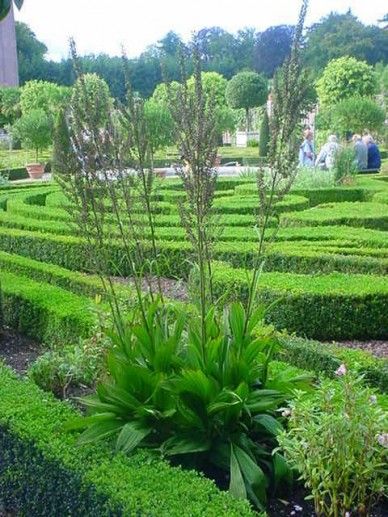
(14, 0), (387, 61)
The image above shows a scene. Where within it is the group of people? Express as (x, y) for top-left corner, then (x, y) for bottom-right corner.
(299, 129), (382, 171)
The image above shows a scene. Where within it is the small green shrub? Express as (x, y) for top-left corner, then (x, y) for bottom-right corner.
(29, 331), (111, 397)
(278, 372), (387, 516)
(334, 145), (357, 183)
(247, 139), (259, 147)
(67, 300), (312, 510)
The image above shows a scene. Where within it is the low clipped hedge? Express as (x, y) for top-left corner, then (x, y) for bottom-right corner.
(0, 167), (28, 181)
(2, 210), (388, 251)
(211, 263), (388, 340)
(213, 194), (309, 214)
(0, 250), (108, 299)
(0, 366), (253, 517)
(373, 191), (388, 204)
(283, 202), (388, 230)
(0, 225), (386, 278)
(278, 336), (388, 393)
(0, 270), (95, 344)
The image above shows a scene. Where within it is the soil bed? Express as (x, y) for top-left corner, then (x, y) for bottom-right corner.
(0, 327), (42, 374)
(113, 275), (189, 302)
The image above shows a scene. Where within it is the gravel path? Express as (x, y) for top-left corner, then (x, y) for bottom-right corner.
(330, 340), (388, 358)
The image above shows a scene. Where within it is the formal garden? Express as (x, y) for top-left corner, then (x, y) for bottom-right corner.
(0, 1), (387, 516)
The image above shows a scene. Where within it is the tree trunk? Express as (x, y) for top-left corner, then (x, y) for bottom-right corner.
(0, 5), (19, 87)
(245, 107), (250, 144)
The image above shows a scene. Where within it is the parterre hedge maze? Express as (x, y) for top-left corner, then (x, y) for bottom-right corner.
(0, 174), (387, 515)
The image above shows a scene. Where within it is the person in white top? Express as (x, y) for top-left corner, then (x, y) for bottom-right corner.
(315, 135), (340, 170)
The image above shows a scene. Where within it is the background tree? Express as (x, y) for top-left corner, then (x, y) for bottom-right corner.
(316, 56), (377, 107)
(0, 0), (23, 20)
(254, 25), (294, 77)
(0, 86), (21, 126)
(15, 22), (48, 84)
(304, 12), (388, 72)
(235, 27), (257, 70)
(329, 96), (385, 136)
(71, 73), (112, 128)
(11, 108), (51, 161)
(52, 107), (79, 175)
(226, 71), (268, 136)
(259, 109), (270, 157)
(20, 80), (70, 119)
(195, 27), (238, 78)
(143, 99), (174, 166)
(378, 14), (388, 30)
(375, 63), (388, 110)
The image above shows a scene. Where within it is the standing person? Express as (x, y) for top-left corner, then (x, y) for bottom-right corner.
(315, 135), (340, 170)
(352, 134), (368, 171)
(299, 129), (315, 168)
(363, 134), (381, 170)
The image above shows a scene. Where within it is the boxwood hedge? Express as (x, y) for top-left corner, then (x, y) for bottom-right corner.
(0, 270), (95, 344)
(211, 263), (388, 340)
(0, 365), (253, 517)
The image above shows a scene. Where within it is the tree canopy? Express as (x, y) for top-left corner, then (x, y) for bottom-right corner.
(316, 56), (377, 107)
(304, 11), (388, 72)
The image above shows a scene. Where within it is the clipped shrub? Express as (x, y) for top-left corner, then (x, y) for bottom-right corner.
(0, 365), (254, 516)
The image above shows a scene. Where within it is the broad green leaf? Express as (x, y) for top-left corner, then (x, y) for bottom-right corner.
(116, 421), (151, 453)
(254, 414), (283, 436)
(14, 0), (24, 10)
(77, 420), (123, 445)
(273, 452), (293, 488)
(64, 413), (116, 432)
(229, 444), (247, 500)
(229, 302), (245, 344)
(234, 445), (267, 509)
(163, 435), (211, 456)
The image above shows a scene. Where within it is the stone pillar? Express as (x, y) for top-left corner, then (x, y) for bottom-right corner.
(0, 5), (19, 87)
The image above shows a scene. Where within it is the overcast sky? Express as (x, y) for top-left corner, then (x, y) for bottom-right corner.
(14, 0), (387, 61)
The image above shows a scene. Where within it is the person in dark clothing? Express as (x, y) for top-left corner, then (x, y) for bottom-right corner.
(363, 134), (381, 170)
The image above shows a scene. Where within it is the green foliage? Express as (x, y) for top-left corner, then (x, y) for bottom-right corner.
(0, 0), (23, 21)
(68, 300), (312, 509)
(278, 336), (388, 393)
(15, 21), (48, 85)
(0, 365), (254, 516)
(259, 110), (270, 157)
(143, 99), (175, 158)
(0, 270), (95, 344)
(304, 11), (388, 72)
(187, 71), (228, 108)
(20, 80), (70, 118)
(0, 86), (21, 127)
(255, 25), (294, 77)
(52, 108), (79, 175)
(11, 109), (52, 161)
(226, 72), (268, 131)
(70, 73), (112, 128)
(333, 145), (357, 183)
(278, 373), (387, 516)
(29, 331), (111, 397)
(211, 263), (388, 340)
(316, 57), (377, 107)
(284, 201), (388, 230)
(320, 96), (386, 137)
